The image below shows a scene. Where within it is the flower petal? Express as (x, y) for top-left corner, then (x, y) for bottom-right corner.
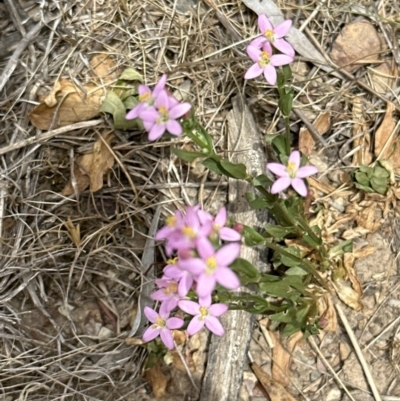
(215, 242), (241, 266)
(249, 37), (267, 49)
(258, 14), (273, 33)
(140, 108), (159, 122)
(155, 90), (169, 109)
(274, 20), (292, 38)
(178, 300), (200, 315)
(163, 297), (179, 312)
(187, 316), (205, 336)
(209, 303), (228, 317)
(291, 177), (308, 197)
(155, 225), (174, 240)
(244, 63), (263, 80)
(271, 177), (291, 194)
(126, 104), (143, 120)
(160, 328), (174, 349)
(144, 307), (159, 324)
(169, 102), (191, 119)
(263, 64), (277, 85)
(270, 53), (294, 67)
(153, 74), (167, 96)
(214, 206), (227, 226)
(138, 85), (151, 96)
(148, 123), (166, 141)
(219, 227), (242, 242)
(215, 266), (240, 290)
(196, 237), (216, 260)
(266, 162), (288, 177)
(296, 165), (318, 178)
(150, 289), (170, 301)
(196, 273), (216, 298)
(273, 39), (295, 57)
(142, 326), (160, 342)
(288, 151), (301, 169)
(163, 265), (183, 280)
(178, 258), (205, 275)
(205, 316), (225, 336)
(166, 317), (184, 330)
(197, 209), (213, 225)
(166, 120), (182, 136)
(178, 273), (193, 297)
(246, 45), (261, 62)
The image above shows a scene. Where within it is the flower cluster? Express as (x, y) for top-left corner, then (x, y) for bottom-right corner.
(126, 74), (191, 142)
(245, 14), (294, 85)
(142, 205), (242, 349)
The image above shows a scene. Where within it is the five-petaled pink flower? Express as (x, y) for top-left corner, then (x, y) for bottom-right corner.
(178, 237), (241, 298)
(150, 278), (182, 313)
(178, 295), (228, 336)
(254, 14), (295, 58)
(245, 42), (293, 85)
(140, 90), (191, 141)
(142, 305), (184, 350)
(266, 150), (318, 197)
(163, 257), (195, 297)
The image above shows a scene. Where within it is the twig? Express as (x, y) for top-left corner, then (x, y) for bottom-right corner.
(335, 302), (383, 401)
(293, 108), (328, 147)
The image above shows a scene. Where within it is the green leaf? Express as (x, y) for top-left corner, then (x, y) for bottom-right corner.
(285, 266), (309, 276)
(264, 224), (297, 240)
(101, 91), (143, 130)
(119, 68), (143, 82)
(230, 258), (260, 281)
(272, 135), (287, 156)
(243, 225), (265, 246)
(220, 159), (248, 179)
(246, 195), (273, 210)
(278, 90), (294, 117)
(282, 65), (292, 82)
(202, 158), (226, 175)
(280, 246), (301, 267)
(329, 240), (353, 258)
(354, 183), (375, 193)
(123, 95), (139, 110)
(373, 165), (390, 178)
(355, 171), (370, 186)
(171, 147), (206, 162)
(252, 174), (273, 187)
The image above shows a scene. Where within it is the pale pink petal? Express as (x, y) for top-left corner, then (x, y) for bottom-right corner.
(185, 206), (200, 229)
(246, 45), (261, 62)
(196, 237), (215, 260)
(215, 267), (240, 289)
(274, 20), (292, 38)
(166, 120), (182, 136)
(266, 162), (287, 177)
(249, 36), (267, 49)
(187, 316), (205, 335)
(215, 243), (241, 266)
(155, 90), (169, 109)
(166, 317), (184, 330)
(159, 302), (172, 318)
(271, 177), (291, 194)
(148, 123), (166, 141)
(144, 307), (159, 324)
(270, 53), (294, 67)
(219, 227), (241, 242)
(199, 294), (212, 307)
(169, 102), (191, 119)
(214, 206), (227, 226)
(261, 41), (273, 54)
(155, 225), (174, 240)
(273, 39), (295, 57)
(178, 300), (200, 315)
(160, 328), (174, 349)
(142, 326), (160, 342)
(209, 303), (228, 317)
(163, 297), (179, 312)
(143, 120), (154, 132)
(258, 14), (273, 33)
(296, 165), (318, 178)
(263, 64), (277, 85)
(205, 316), (225, 336)
(126, 104), (143, 120)
(178, 273), (193, 297)
(138, 85), (151, 96)
(197, 273), (216, 297)
(288, 150), (301, 169)
(244, 63), (264, 80)
(140, 108), (159, 122)
(153, 74), (167, 96)
(291, 177), (308, 196)
(163, 265), (183, 280)
(178, 258), (205, 275)
(150, 289), (170, 301)
(197, 210), (213, 225)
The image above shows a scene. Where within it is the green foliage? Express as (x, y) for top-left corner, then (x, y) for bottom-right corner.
(353, 163), (390, 195)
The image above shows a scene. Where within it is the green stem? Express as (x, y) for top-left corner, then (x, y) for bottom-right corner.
(284, 115), (291, 156)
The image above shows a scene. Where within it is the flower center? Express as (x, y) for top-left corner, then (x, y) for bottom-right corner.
(205, 256), (217, 275)
(166, 215), (177, 227)
(199, 306), (209, 319)
(155, 317), (166, 328)
(286, 161), (298, 178)
(139, 91), (152, 103)
(167, 257), (178, 265)
(265, 29), (275, 42)
(182, 226), (196, 239)
(157, 105), (169, 123)
(258, 51), (271, 68)
(164, 283), (178, 295)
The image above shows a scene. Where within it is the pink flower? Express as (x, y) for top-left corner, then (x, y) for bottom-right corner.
(245, 42), (293, 85)
(178, 238), (241, 298)
(140, 90), (191, 141)
(163, 258), (195, 297)
(255, 14), (294, 57)
(266, 150), (318, 197)
(151, 278), (182, 313)
(198, 206), (242, 242)
(179, 295), (228, 336)
(142, 305), (183, 350)
(126, 74), (167, 120)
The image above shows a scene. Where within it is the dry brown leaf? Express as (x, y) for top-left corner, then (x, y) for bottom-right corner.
(62, 131), (115, 196)
(330, 20), (383, 72)
(251, 362), (297, 401)
(145, 362), (167, 399)
(171, 350), (196, 373)
(355, 203), (381, 232)
(30, 78), (104, 130)
(308, 177), (337, 195)
(352, 96), (372, 166)
(343, 253), (362, 297)
(369, 61), (398, 94)
(318, 294), (338, 332)
(299, 112), (331, 156)
(270, 331), (302, 387)
(90, 54), (118, 83)
(353, 245), (375, 259)
(65, 217), (81, 248)
(334, 278), (363, 311)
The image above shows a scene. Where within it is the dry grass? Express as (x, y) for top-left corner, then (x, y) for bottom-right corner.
(0, 0), (399, 399)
